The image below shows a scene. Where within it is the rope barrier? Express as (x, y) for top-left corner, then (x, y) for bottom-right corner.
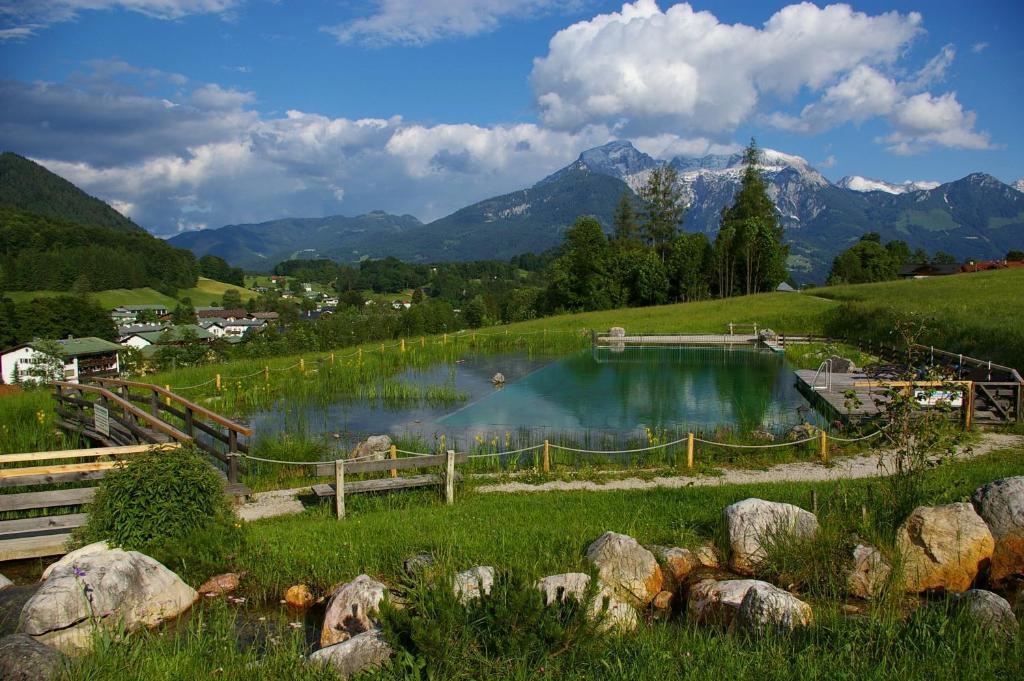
(549, 437), (688, 455)
(692, 434), (819, 449)
(465, 444), (545, 459)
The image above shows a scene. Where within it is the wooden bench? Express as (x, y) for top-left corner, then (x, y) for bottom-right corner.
(310, 450), (466, 518)
(0, 443), (251, 561)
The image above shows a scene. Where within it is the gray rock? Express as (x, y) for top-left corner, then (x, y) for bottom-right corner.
(723, 499), (819, 575)
(349, 435), (391, 461)
(971, 476), (1024, 582)
(0, 585), (38, 637)
(737, 582), (812, 633)
(535, 573), (637, 632)
(827, 355), (857, 373)
(321, 575), (388, 648)
(402, 553), (435, 579)
(609, 327), (626, 337)
(847, 544), (892, 599)
(0, 634), (66, 681)
(309, 629), (393, 678)
(787, 422), (819, 442)
(20, 547), (197, 654)
(0, 573), (11, 590)
(453, 566), (494, 603)
(954, 589), (1019, 639)
(687, 579), (761, 626)
(585, 532), (663, 607)
(536, 572), (592, 606)
(491, 373), (506, 385)
(41, 541), (109, 580)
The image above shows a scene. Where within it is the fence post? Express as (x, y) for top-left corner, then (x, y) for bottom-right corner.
(443, 333), (447, 345)
(164, 385), (172, 407)
(964, 383), (974, 430)
(358, 348), (362, 362)
(264, 366), (269, 382)
(811, 489), (819, 514)
(215, 374), (222, 392)
(335, 459), (345, 519)
(389, 444), (397, 479)
(228, 430), (239, 483)
(400, 338), (406, 352)
(445, 450), (456, 505)
(543, 440), (550, 473)
(150, 389), (159, 417)
(421, 336), (425, 348)
(299, 358), (305, 373)
(687, 432), (694, 469)
(330, 353), (335, 365)
(819, 430), (828, 463)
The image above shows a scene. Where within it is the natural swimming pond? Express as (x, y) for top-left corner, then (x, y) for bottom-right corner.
(249, 346), (819, 452)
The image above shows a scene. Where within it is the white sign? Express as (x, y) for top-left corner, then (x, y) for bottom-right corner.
(94, 404), (110, 437)
(914, 390), (963, 408)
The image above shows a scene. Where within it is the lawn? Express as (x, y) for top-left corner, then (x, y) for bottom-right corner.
(4, 277), (255, 309)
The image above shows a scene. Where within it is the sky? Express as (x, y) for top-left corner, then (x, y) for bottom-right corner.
(1, 0), (1021, 236)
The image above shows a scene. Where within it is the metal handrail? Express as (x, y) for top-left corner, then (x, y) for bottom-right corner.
(811, 359), (832, 391)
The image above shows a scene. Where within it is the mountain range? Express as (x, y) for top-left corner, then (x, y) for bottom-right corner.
(164, 142), (1021, 282)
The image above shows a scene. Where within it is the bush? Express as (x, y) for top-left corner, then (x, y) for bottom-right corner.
(79, 446), (234, 554)
(379, 570), (605, 679)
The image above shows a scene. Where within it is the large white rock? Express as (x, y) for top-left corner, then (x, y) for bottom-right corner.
(535, 573), (637, 632)
(40, 541), (110, 581)
(309, 629), (393, 678)
(687, 579), (761, 626)
(585, 532), (663, 607)
(350, 435), (391, 461)
(0, 573), (11, 591)
(846, 544), (892, 600)
(971, 476), (1024, 582)
(723, 499), (819, 575)
(737, 582), (812, 633)
(954, 589), (1019, 639)
(896, 503), (994, 593)
(321, 575), (388, 648)
(20, 547), (197, 654)
(453, 566), (494, 603)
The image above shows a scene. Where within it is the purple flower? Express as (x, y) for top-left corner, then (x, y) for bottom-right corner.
(72, 566), (87, 578)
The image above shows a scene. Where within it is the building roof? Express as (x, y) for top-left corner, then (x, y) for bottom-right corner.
(51, 337), (123, 357)
(122, 304), (169, 311)
(898, 263), (963, 277)
(197, 308), (248, 319)
(776, 282), (797, 292)
(224, 319), (265, 327)
(130, 325), (214, 344)
(250, 311), (279, 319)
(118, 324), (169, 336)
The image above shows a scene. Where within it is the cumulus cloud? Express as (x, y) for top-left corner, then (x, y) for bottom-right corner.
(323, 0), (577, 46)
(971, 42), (989, 54)
(0, 1), (240, 40)
(882, 92), (992, 154)
(530, 1), (922, 134)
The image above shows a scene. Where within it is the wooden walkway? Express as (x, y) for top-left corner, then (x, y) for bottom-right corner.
(794, 369), (886, 422)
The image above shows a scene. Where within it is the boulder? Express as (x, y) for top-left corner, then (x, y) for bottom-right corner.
(284, 584), (315, 610)
(19, 547), (197, 654)
(0, 634), (66, 681)
(403, 553), (435, 579)
(321, 575), (388, 648)
(687, 579), (761, 626)
(847, 544), (892, 599)
(609, 327), (626, 338)
(0, 584), (37, 637)
(0, 573), (10, 590)
(491, 373), (506, 385)
(737, 582), (812, 634)
(585, 532), (663, 607)
(535, 573), (637, 632)
(309, 629), (393, 678)
(723, 499), (819, 575)
(971, 476), (1024, 582)
(694, 545), (720, 569)
(648, 546), (700, 592)
(198, 573), (240, 597)
(787, 423), (818, 442)
(652, 590), (674, 611)
(896, 503), (994, 593)
(40, 541), (109, 580)
(827, 355), (857, 373)
(453, 566), (494, 604)
(751, 430), (776, 443)
(954, 589), (1019, 639)
(349, 435), (391, 461)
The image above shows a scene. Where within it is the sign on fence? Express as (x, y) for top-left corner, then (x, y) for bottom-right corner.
(94, 404), (110, 437)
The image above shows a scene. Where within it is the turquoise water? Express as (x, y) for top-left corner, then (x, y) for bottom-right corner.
(441, 346), (812, 434)
(250, 347), (815, 450)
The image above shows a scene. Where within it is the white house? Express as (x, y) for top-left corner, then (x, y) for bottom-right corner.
(200, 321), (227, 337)
(1, 337), (122, 385)
(222, 319), (266, 336)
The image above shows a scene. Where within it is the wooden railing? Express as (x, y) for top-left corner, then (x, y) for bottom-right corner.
(53, 377), (253, 482)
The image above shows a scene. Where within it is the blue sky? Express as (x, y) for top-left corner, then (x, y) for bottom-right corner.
(1, 1), (1021, 235)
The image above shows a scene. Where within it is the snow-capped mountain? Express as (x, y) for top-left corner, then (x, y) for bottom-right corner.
(838, 175), (941, 195)
(1014, 179), (1024, 193)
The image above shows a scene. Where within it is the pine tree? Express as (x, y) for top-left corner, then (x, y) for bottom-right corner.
(638, 164), (686, 261)
(612, 192), (641, 247)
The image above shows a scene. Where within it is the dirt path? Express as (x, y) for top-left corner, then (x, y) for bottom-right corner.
(475, 432), (1023, 494)
(236, 433), (1022, 519)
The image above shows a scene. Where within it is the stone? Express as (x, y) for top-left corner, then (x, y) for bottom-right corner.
(694, 545), (720, 569)
(759, 328), (777, 341)
(648, 546), (700, 592)
(786, 422), (819, 442)
(585, 532), (663, 607)
(349, 435), (391, 461)
(0, 634), (66, 681)
(971, 476), (1024, 582)
(652, 590), (674, 611)
(402, 553), (435, 579)
(896, 503), (995, 593)
(847, 544), (892, 599)
(40, 541), (110, 580)
(827, 355), (857, 373)
(491, 373), (506, 385)
(453, 566), (494, 603)
(19, 547), (197, 654)
(309, 629), (393, 678)
(0, 573), (10, 590)
(609, 327), (626, 337)
(687, 579), (761, 626)
(284, 584), (315, 610)
(197, 572), (240, 597)
(723, 499), (819, 575)
(751, 430), (776, 443)
(737, 582), (813, 634)
(321, 575), (388, 648)
(535, 573), (637, 632)
(954, 589), (1019, 639)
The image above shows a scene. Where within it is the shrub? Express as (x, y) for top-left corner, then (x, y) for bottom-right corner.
(379, 570), (605, 679)
(79, 446), (234, 554)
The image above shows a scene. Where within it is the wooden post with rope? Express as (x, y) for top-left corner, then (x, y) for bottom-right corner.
(819, 430), (828, 463)
(215, 374), (221, 392)
(335, 459), (345, 519)
(687, 432), (694, 469)
(543, 440), (550, 473)
(389, 444), (398, 479)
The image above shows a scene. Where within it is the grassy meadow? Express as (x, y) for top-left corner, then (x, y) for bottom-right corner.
(4, 276), (255, 308)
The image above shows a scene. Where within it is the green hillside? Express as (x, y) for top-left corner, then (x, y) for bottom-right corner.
(3, 277), (255, 309)
(0, 152), (141, 233)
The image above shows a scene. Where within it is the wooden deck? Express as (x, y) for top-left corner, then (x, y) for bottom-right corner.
(596, 334), (759, 346)
(794, 369), (887, 422)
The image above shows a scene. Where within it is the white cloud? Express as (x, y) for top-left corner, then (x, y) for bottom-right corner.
(769, 65), (901, 133)
(882, 91), (992, 154)
(905, 44), (955, 91)
(971, 42), (989, 54)
(0, 1), (240, 40)
(322, 0), (576, 47)
(530, 1), (922, 134)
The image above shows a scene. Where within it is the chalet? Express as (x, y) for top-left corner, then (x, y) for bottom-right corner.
(199, 320), (227, 337)
(250, 311), (280, 321)
(322, 297), (339, 307)
(1, 337), (121, 385)
(116, 323), (170, 341)
(121, 325), (214, 350)
(960, 259), (1024, 273)
(196, 307), (248, 322)
(222, 319), (266, 336)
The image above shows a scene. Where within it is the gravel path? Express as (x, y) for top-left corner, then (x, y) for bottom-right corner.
(235, 433), (1022, 518)
(475, 432), (1023, 494)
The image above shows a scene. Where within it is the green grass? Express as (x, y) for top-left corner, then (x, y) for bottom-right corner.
(177, 277), (255, 306)
(62, 447), (1024, 680)
(3, 277), (254, 309)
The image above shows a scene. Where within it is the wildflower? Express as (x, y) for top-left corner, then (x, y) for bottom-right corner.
(72, 566), (87, 578)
